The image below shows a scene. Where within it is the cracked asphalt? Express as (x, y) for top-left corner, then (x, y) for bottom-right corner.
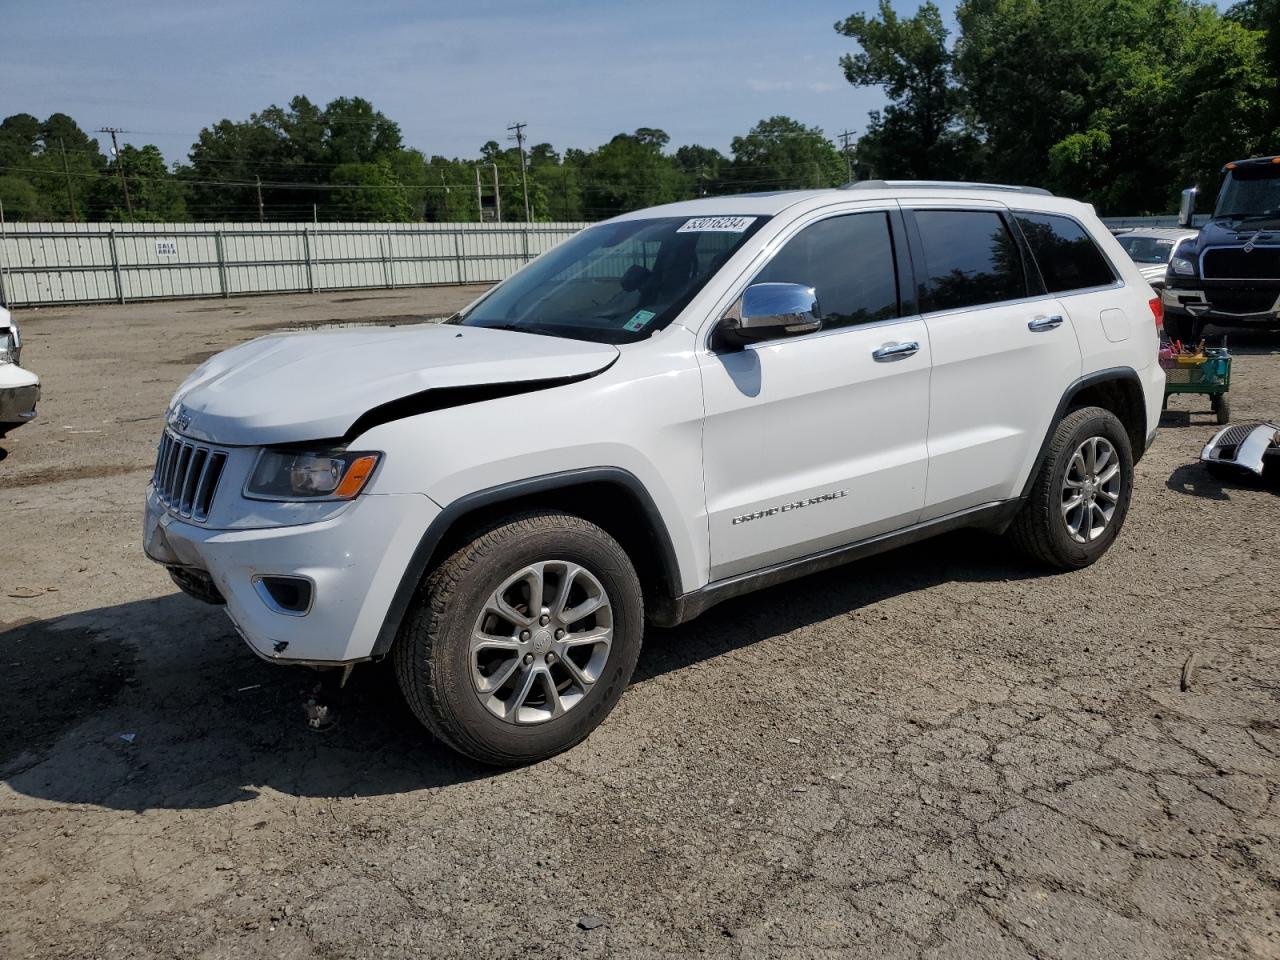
(1, 289), (1277, 959)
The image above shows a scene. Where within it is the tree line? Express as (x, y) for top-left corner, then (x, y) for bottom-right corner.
(841, 0), (1279, 212)
(0, 101), (845, 224)
(0, 0), (1274, 223)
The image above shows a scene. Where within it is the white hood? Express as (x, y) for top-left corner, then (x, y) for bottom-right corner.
(168, 324), (618, 446)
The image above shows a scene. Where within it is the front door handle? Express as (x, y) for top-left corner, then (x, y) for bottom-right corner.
(1028, 314), (1065, 331)
(872, 341), (920, 361)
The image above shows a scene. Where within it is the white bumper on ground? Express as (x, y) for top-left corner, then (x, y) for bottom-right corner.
(144, 488), (440, 664)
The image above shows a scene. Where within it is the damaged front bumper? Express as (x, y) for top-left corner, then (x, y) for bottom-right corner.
(143, 487), (440, 665)
(1200, 421), (1280, 476)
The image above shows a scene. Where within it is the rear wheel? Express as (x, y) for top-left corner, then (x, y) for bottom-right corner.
(1009, 406), (1134, 569)
(393, 511), (644, 766)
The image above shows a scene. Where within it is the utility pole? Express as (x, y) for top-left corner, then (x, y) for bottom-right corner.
(256, 175), (265, 223)
(490, 162), (502, 223)
(507, 122), (531, 222)
(837, 129), (856, 182)
(59, 139), (78, 222)
(97, 127), (134, 221)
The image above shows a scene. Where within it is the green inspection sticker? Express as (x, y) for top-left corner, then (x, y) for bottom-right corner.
(623, 309), (657, 332)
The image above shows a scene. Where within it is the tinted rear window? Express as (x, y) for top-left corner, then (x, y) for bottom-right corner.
(1016, 213), (1117, 293)
(914, 210), (1027, 312)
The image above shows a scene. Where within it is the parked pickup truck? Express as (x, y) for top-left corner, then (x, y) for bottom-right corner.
(145, 182), (1165, 764)
(0, 306), (39, 439)
(1164, 155), (1280, 343)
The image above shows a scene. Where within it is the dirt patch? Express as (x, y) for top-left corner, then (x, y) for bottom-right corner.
(246, 313), (444, 332)
(3, 462), (146, 488)
(1, 290), (1277, 959)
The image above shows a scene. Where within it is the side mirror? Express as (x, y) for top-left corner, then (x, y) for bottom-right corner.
(1178, 187), (1198, 229)
(719, 282), (822, 347)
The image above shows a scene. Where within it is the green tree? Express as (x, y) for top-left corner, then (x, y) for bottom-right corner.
(836, 2), (977, 178)
(329, 157), (412, 222)
(91, 144), (188, 221)
(729, 116), (845, 189)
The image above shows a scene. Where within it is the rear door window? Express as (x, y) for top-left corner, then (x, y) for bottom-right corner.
(1015, 213), (1117, 293)
(913, 210), (1027, 312)
(754, 212), (900, 330)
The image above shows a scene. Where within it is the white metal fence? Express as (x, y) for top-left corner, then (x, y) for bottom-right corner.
(0, 220), (591, 308)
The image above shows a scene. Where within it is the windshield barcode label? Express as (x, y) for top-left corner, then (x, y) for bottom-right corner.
(677, 216), (757, 233)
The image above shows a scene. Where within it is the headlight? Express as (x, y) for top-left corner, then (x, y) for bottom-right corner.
(0, 320), (20, 365)
(1169, 256), (1196, 276)
(245, 448), (381, 501)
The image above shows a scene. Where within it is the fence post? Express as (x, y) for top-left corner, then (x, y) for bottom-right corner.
(303, 228), (315, 293)
(214, 230), (228, 298)
(453, 229), (465, 285)
(385, 229), (395, 288)
(380, 233), (391, 289)
(108, 228), (125, 304)
(523, 226), (531, 264)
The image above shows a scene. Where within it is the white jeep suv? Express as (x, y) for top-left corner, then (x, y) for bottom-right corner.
(144, 182), (1165, 764)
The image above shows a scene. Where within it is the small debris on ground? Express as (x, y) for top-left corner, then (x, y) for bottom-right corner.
(118, 733), (136, 744)
(577, 915), (605, 931)
(1181, 651), (1201, 692)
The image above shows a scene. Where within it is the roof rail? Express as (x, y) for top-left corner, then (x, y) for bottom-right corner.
(840, 179), (1053, 197)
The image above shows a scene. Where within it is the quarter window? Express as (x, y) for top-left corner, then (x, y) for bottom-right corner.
(1015, 213), (1117, 293)
(914, 210), (1027, 312)
(754, 212), (900, 330)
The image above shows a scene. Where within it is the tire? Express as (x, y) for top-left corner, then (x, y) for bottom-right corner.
(1214, 393), (1231, 425)
(1009, 406), (1135, 570)
(392, 511), (644, 766)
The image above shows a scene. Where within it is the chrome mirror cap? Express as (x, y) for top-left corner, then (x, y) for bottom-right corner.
(1178, 186), (1198, 229)
(720, 282), (822, 346)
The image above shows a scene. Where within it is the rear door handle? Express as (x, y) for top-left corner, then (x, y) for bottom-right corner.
(872, 341), (920, 361)
(1028, 314), (1065, 331)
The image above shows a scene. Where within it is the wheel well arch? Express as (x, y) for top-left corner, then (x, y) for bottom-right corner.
(1019, 367), (1149, 502)
(371, 469), (684, 657)
(1064, 370), (1147, 458)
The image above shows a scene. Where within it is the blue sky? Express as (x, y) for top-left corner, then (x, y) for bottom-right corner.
(2, 0), (912, 165)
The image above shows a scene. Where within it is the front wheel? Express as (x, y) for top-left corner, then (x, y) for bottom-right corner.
(393, 511), (644, 765)
(1008, 406), (1135, 569)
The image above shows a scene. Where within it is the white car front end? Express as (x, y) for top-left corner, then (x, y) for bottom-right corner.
(0, 306), (40, 437)
(141, 322), (645, 665)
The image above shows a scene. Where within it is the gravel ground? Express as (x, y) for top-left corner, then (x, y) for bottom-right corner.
(1, 289), (1277, 960)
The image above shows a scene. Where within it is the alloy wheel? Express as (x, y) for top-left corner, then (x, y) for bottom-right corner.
(1061, 435), (1122, 543)
(470, 560), (614, 724)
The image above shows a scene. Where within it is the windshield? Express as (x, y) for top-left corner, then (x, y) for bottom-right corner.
(1118, 235), (1176, 264)
(454, 215), (768, 344)
(1214, 167), (1280, 222)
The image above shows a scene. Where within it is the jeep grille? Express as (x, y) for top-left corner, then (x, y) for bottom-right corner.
(153, 430), (227, 522)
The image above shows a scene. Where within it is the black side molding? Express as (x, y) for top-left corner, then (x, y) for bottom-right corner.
(370, 466), (683, 657)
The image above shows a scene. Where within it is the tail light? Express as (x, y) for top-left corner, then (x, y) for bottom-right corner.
(1149, 296), (1163, 334)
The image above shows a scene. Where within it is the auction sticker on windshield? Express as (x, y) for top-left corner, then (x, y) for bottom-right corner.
(677, 216), (757, 233)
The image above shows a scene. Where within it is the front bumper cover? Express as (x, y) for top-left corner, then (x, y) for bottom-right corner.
(143, 487), (441, 664)
(0, 366), (39, 428)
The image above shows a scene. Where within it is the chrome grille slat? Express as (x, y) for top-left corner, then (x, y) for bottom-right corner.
(151, 429), (227, 523)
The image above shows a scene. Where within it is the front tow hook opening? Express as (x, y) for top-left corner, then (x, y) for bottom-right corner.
(167, 565), (225, 606)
